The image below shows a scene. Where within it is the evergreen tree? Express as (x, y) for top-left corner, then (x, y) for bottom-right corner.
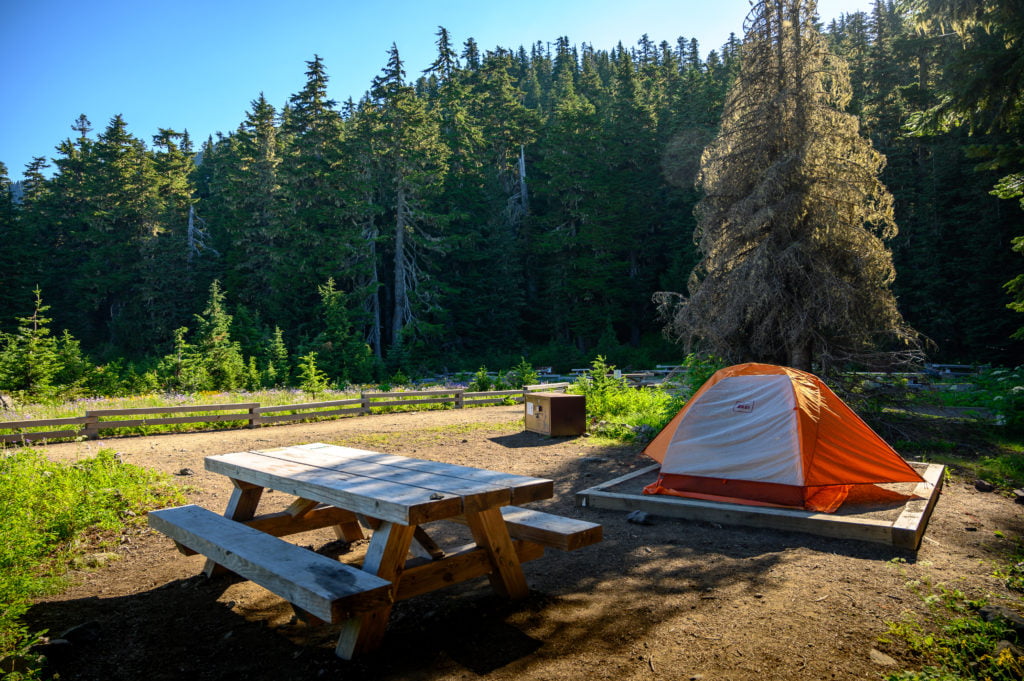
(297, 351), (330, 396)
(0, 288), (62, 396)
(462, 38), (481, 70)
(824, 2), (1024, 361)
(905, 0), (1024, 340)
(574, 48), (664, 348)
(53, 329), (93, 391)
(215, 94), (283, 310)
(9, 19), (1021, 372)
(276, 57), (363, 330)
(310, 278), (374, 384)
(657, 0), (920, 371)
(0, 162), (25, 327)
(131, 128), (204, 350)
(156, 326), (208, 392)
(263, 326), (291, 387)
(27, 119), (95, 335)
(426, 26), (461, 80)
(72, 115), (162, 350)
(526, 67), (600, 348)
(192, 280), (246, 390)
(11, 158), (56, 325)
(367, 45), (449, 351)
(438, 52), (539, 356)
(342, 98), (387, 359)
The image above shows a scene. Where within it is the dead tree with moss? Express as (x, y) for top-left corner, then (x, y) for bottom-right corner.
(656, 0), (921, 372)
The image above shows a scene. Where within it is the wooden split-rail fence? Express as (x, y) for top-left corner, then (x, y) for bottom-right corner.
(0, 383), (572, 446)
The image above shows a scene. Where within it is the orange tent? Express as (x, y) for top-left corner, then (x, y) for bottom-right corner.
(643, 363), (923, 512)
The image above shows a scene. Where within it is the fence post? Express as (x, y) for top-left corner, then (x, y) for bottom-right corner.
(361, 392), (371, 415)
(455, 390), (464, 409)
(248, 405), (260, 429)
(83, 413), (98, 440)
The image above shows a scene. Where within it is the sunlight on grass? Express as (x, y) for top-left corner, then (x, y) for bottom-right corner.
(0, 449), (184, 679)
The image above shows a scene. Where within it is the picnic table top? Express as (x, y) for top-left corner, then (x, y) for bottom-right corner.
(205, 443), (554, 526)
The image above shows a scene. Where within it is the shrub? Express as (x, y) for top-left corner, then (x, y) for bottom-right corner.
(676, 353), (727, 398)
(297, 352), (331, 397)
(569, 356), (686, 441)
(468, 366), (493, 392)
(507, 358), (539, 389)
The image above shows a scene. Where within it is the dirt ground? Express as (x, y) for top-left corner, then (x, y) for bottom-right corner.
(24, 405), (1024, 681)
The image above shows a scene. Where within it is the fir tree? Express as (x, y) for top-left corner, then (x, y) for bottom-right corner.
(657, 0), (920, 371)
(297, 351), (330, 396)
(75, 115), (161, 349)
(0, 288), (62, 396)
(438, 52), (538, 354)
(217, 94), (283, 310)
(135, 128), (203, 349)
(527, 66), (600, 347)
(192, 280), (246, 390)
(0, 162), (25, 326)
(157, 326), (208, 392)
(905, 0), (1024, 341)
(276, 57), (362, 329)
(311, 278), (374, 384)
(263, 326), (291, 387)
(367, 44), (449, 351)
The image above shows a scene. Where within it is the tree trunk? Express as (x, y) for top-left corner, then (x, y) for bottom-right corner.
(391, 185), (408, 349)
(518, 145), (528, 210)
(789, 340), (813, 372)
(365, 224), (382, 359)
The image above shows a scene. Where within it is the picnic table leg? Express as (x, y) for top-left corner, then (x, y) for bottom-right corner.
(359, 516), (438, 560)
(287, 497), (364, 542)
(285, 497), (319, 517)
(333, 515), (367, 543)
(335, 521), (415, 659)
(464, 506), (530, 599)
(410, 526), (445, 560)
(204, 479), (263, 577)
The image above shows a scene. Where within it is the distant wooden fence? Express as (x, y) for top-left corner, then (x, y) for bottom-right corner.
(0, 383), (572, 446)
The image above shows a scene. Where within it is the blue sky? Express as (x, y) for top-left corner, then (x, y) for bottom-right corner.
(0, 0), (875, 179)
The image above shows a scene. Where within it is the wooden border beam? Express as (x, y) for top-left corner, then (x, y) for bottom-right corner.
(575, 463), (943, 550)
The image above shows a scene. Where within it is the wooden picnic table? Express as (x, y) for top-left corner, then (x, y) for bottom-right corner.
(148, 443), (601, 659)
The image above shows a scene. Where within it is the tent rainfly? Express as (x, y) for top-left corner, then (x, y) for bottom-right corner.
(642, 363), (924, 513)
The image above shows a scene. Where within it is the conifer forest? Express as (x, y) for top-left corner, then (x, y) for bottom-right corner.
(0, 0), (1021, 395)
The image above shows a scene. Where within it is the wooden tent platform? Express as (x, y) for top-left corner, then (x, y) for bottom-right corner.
(575, 462), (943, 550)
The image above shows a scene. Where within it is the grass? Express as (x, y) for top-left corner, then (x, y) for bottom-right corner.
(889, 424), (1024, 491)
(879, 573), (1024, 681)
(0, 448), (184, 679)
(875, 398), (1024, 679)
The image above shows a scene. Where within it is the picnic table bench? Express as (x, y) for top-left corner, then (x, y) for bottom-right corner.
(148, 443), (601, 659)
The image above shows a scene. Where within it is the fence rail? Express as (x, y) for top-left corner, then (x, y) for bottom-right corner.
(254, 398), (365, 425)
(0, 385), (571, 445)
(0, 416), (91, 444)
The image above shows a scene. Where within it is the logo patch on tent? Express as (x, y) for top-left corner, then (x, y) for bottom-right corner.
(733, 400), (756, 414)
